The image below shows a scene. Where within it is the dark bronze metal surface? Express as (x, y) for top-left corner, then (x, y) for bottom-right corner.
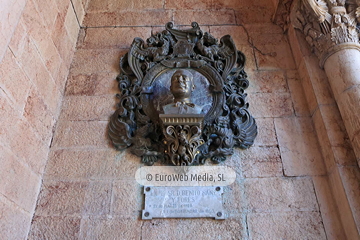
(108, 22), (257, 166)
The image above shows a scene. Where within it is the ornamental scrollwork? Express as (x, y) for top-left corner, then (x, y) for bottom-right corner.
(291, 0), (360, 65)
(108, 22), (257, 166)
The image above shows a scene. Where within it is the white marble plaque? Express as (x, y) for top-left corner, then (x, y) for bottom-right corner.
(142, 186), (225, 219)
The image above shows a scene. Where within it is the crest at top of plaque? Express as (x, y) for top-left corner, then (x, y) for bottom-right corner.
(108, 22), (257, 166)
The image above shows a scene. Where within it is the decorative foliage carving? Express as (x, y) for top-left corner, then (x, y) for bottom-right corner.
(291, 0), (360, 64)
(108, 22), (257, 166)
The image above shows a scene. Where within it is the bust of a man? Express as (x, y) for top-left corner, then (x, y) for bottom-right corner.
(163, 69), (203, 114)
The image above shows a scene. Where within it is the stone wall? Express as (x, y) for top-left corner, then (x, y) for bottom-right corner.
(0, 0), (83, 238)
(25, 0), (353, 239)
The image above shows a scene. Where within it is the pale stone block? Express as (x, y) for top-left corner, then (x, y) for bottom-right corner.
(245, 177), (318, 212)
(33, 0), (58, 29)
(126, 0), (165, 10)
(338, 166), (360, 233)
(0, 49), (31, 112)
(247, 70), (288, 93)
(111, 180), (142, 218)
(324, 48), (360, 100)
(45, 148), (140, 181)
(71, 0), (85, 25)
(235, 6), (273, 24)
(312, 176), (346, 240)
(54, 0), (70, 16)
(21, 0), (49, 50)
(69, 49), (125, 75)
(35, 181), (88, 216)
(0, 32), (7, 63)
(8, 119), (49, 175)
(0, 145), (41, 213)
(87, 0), (164, 11)
(214, 0), (275, 10)
(174, 10), (236, 25)
(0, 196), (32, 240)
(64, 4), (80, 45)
(244, 23), (283, 34)
(24, 88), (56, 144)
(28, 216), (81, 240)
(352, 135), (360, 167)
(287, 76), (311, 116)
(0, 0), (26, 62)
(8, 18), (28, 59)
(82, 12), (117, 27)
(79, 217), (142, 239)
(0, 94), (49, 175)
(315, 104), (357, 166)
(52, 120), (110, 149)
(117, 10), (173, 26)
(209, 25), (249, 46)
(222, 179), (246, 216)
(142, 218), (246, 239)
(303, 55), (335, 105)
(286, 69), (299, 79)
(44, 149), (111, 180)
(55, 60), (71, 93)
(86, 0), (132, 12)
(86, 0), (116, 12)
(248, 29), (295, 69)
(298, 59), (318, 114)
(240, 146), (283, 178)
(52, 13), (77, 66)
(36, 35), (63, 82)
(83, 181), (112, 216)
(247, 212), (326, 239)
(60, 95), (116, 121)
(0, 93), (21, 146)
(333, 145), (358, 167)
(253, 118), (278, 146)
(287, 25), (312, 68)
(287, 25), (303, 68)
(84, 10), (172, 27)
(226, 146), (282, 178)
(65, 72), (119, 96)
(275, 117), (326, 176)
(10, 32), (61, 114)
(78, 27), (152, 49)
(249, 29), (286, 46)
(238, 45), (257, 70)
(337, 85), (360, 142)
(312, 108), (336, 171)
(165, 0), (213, 9)
(248, 92), (294, 118)
(328, 167), (359, 239)
(101, 150), (142, 180)
(253, 42), (296, 70)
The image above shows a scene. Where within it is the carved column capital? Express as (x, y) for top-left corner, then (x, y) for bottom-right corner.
(291, 0), (360, 67)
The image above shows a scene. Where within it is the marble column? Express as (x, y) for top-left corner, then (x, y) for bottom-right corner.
(322, 46), (360, 166)
(291, 0), (360, 166)
(290, 1), (360, 236)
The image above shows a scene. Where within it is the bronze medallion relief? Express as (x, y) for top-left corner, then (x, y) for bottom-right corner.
(108, 22), (257, 166)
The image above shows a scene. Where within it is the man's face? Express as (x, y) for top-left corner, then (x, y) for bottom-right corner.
(170, 71), (193, 98)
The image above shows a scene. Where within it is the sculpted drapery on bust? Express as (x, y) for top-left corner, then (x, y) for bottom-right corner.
(163, 70), (203, 114)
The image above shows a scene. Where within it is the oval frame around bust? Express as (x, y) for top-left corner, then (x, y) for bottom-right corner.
(140, 60), (224, 126)
(108, 22), (258, 166)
